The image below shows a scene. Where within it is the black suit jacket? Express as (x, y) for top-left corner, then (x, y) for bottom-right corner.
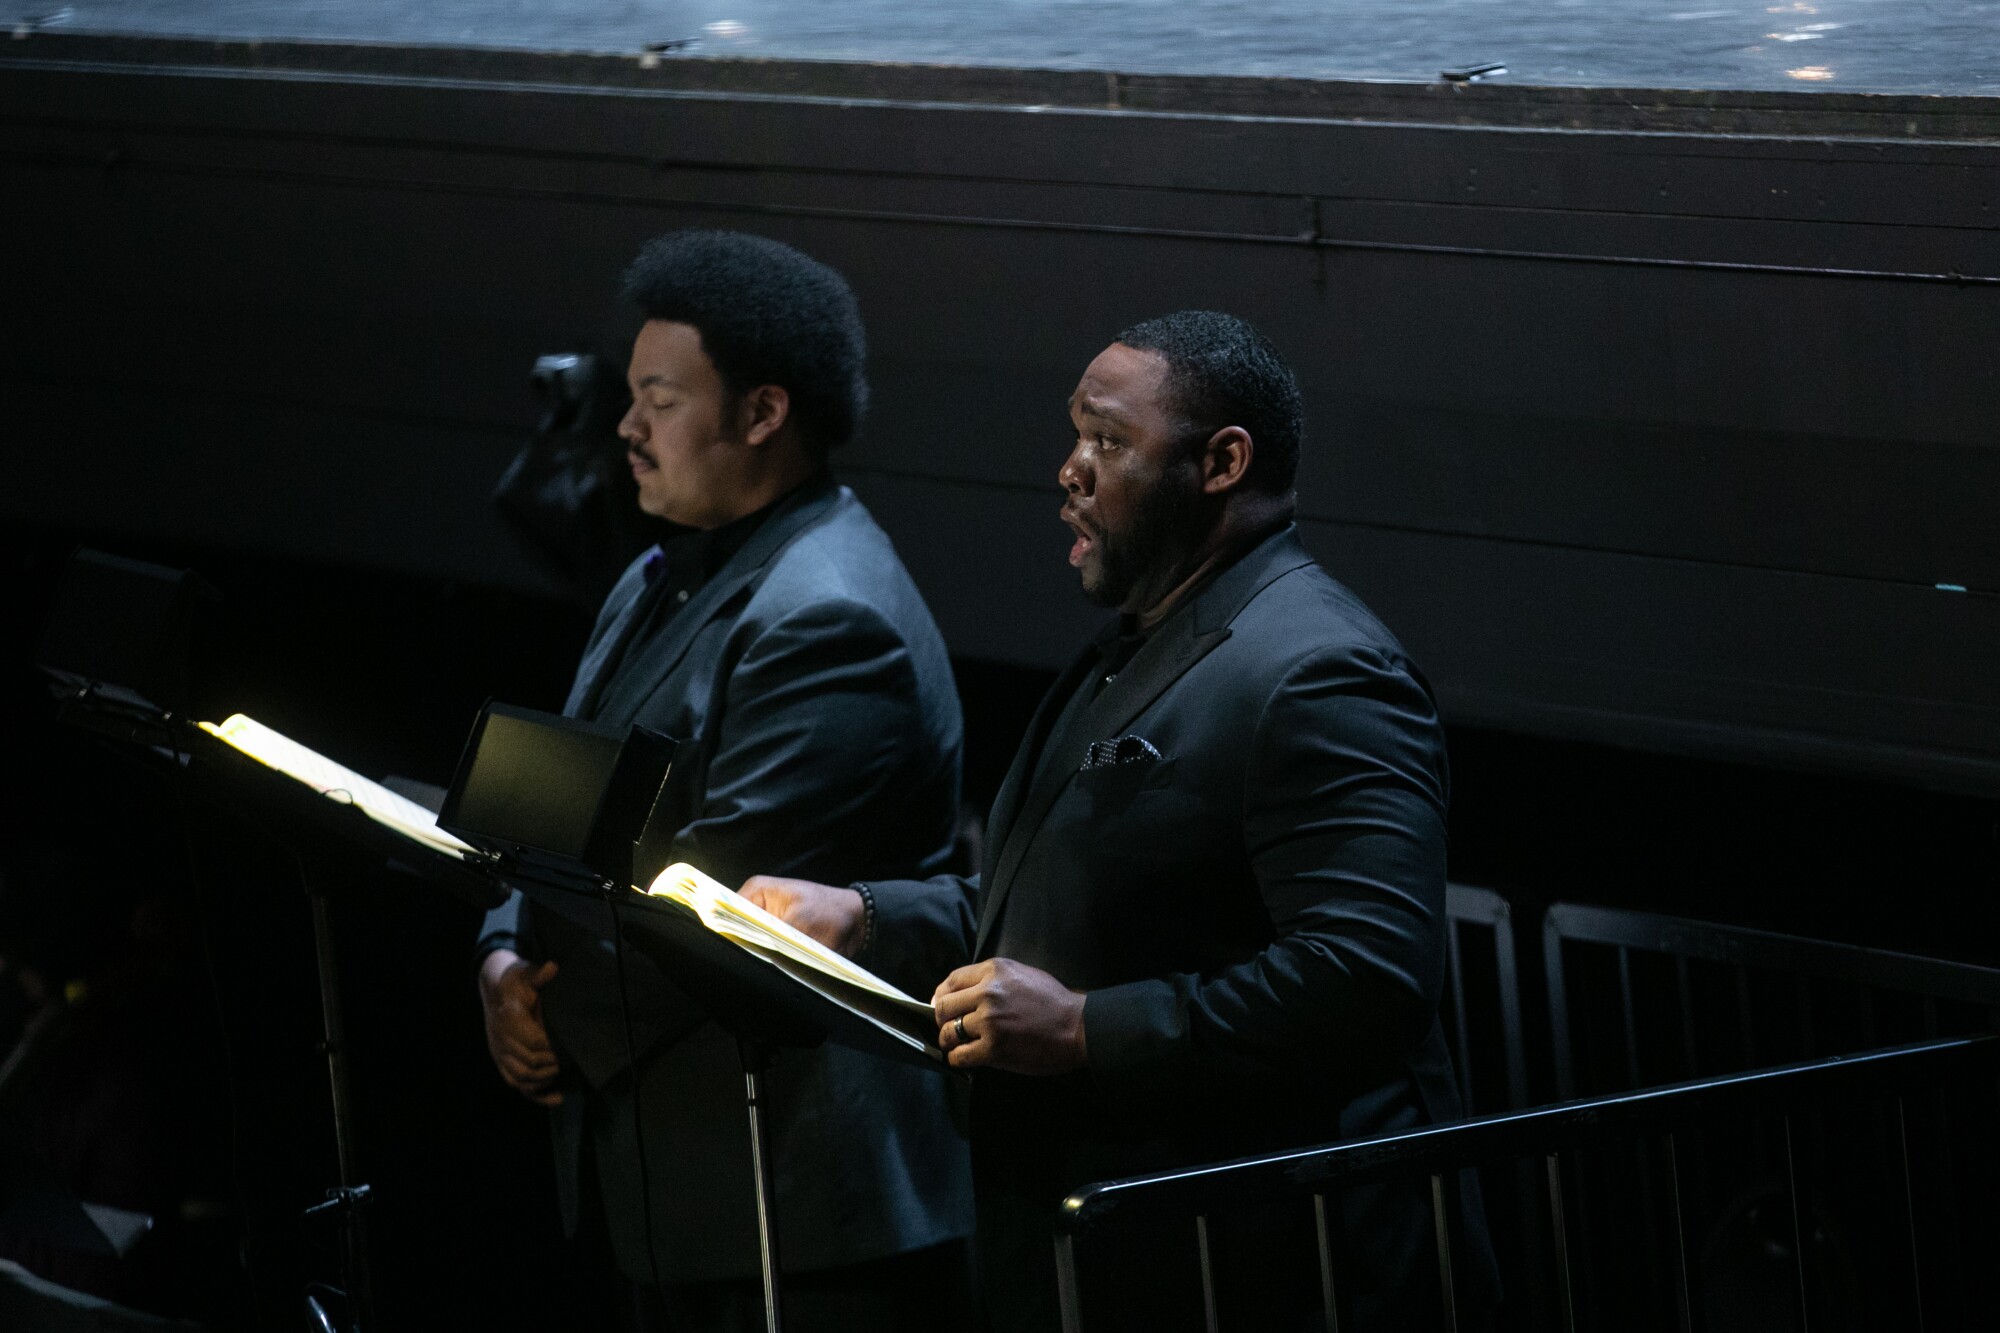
(481, 479), (972, 1284)
(867, 525), (1494, 1330)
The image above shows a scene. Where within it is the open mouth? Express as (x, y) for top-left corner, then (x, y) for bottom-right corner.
(1061, 507), (1098, 568)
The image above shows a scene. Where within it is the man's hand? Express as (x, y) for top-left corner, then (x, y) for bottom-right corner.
(931, 958), (1088, 1074)
(478, 949), (563, 1107)
(740, 876), (867, 957)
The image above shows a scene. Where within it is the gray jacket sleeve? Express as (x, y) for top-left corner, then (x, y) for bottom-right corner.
(669, 596), (946, 887)
(477, 887), (533, 961)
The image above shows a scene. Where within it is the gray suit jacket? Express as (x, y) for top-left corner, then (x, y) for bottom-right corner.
(481, 478), (972, 1284)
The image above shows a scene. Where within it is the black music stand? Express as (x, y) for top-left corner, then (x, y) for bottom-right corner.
(439, 702), (944, 1333)
(36, 549), (216, 709)
(35, 548), (502, 1333)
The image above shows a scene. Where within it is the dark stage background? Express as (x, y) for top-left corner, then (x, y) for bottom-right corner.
(3, 25), (1998, 1331)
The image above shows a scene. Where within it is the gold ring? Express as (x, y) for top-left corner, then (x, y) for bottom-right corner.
(953, 1016), (968, 1044)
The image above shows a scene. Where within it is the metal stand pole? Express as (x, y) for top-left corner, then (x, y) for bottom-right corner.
(739, 1038), (785, 1333)
(301, 861), (377, 1333)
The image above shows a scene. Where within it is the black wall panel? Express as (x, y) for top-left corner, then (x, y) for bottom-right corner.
(4, 41), (1996, 792)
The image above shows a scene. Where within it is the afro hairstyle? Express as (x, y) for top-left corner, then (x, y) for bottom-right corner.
(620, 230), (868, 454)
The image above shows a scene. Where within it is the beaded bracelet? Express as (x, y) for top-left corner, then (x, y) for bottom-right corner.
(851, 881), (878, 957)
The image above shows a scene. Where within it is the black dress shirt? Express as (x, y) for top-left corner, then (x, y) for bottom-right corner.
(592, 479), (812, 691)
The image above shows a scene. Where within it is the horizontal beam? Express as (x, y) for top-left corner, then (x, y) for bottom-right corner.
(1544, 903), (2000, 1006)
(1058, 1036), (1998, 1231)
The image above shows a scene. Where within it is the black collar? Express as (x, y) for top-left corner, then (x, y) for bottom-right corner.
(652, 471), (834, 586)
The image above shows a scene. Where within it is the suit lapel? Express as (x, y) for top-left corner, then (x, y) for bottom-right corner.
(977, 633), (1109, 882)
(585, 480), (844, 727)
(973, 524), (1318, 957)
(974, 612), (1230, 955)
(566, 559), (660, 718)
(1074, 612), (1227, 756)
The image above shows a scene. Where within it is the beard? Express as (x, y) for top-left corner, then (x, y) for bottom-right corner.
(1081, 464), (1207, 610)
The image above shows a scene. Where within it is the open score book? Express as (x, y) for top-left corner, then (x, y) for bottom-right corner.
(644, 863), (942, 1059)
(194, 716), (938, 1058)
(198, 714), (473, 859)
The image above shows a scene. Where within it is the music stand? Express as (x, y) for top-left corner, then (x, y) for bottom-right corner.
(35, 548), (497, 1333)
(36, 547), (217, 746)
(439, 703), (945, 1333)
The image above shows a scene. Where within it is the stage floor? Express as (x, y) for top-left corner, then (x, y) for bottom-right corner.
(21, 0), (2000, 97)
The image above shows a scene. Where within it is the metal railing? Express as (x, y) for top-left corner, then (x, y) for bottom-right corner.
(1535, 902), (2000, 1332)
(1544, 902), (2000, 1101)
(1054, 1035), (1999, 1333)
(1444, 883), (1530, 1115)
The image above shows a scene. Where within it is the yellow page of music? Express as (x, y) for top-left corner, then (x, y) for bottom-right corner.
(643, 862), (932, 1020)
(199, 714), (472, 859)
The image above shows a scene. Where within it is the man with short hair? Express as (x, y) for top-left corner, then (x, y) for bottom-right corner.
(477, 230), (972, 1330)
(747, 310), (1495, 1330)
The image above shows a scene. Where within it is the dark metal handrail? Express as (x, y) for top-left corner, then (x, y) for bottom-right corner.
(1054, 1035), (1998, 1332)
(1546, 902), (2000, 1009)
(1544, 901), (2000, 1097)
(1059, 1037), (1994, 1228)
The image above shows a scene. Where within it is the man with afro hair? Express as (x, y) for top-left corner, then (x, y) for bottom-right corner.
(477, 230), (972, 1329)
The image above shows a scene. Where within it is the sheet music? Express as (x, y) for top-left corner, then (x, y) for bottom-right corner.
(645, 863), (933, 1019)
(199, 714), (472, 858)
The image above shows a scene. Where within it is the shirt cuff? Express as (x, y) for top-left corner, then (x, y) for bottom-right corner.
(474, 931), (521, 965)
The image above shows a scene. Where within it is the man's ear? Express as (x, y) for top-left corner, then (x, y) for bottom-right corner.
(1199, 426), (1254, 495)
(738, 384), (792, 447)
